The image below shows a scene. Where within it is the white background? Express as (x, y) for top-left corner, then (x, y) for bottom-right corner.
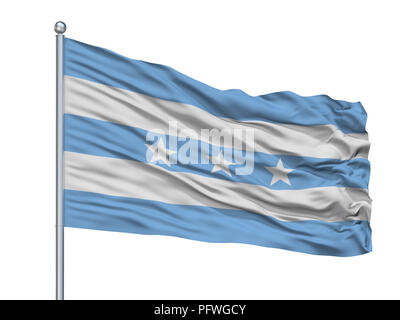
(0, 0), (399, 300)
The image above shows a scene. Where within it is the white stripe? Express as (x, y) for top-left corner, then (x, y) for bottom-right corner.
(65, 151), (371, 222)
(65, 76), (369, 160)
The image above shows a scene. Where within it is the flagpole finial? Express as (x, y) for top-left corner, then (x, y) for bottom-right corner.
(54, 21), (67, 34)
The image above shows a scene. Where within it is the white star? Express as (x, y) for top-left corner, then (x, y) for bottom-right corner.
(265, 158), (294, 186)
(145, 138), (175, 167)
(210, 151), (234, 176)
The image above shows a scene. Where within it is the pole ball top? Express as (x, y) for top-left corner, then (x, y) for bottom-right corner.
(54, 21), (67, 34)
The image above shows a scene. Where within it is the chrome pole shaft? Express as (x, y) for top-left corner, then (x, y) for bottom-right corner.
(55, 21), (66, 300)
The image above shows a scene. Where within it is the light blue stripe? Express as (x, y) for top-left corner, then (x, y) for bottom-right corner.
(64, 38), (367, 134)
(64, 114), (370, 190)
(64, 189), (372, 256)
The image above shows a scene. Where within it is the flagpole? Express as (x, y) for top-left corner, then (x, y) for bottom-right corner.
(55, 21), (66, 300)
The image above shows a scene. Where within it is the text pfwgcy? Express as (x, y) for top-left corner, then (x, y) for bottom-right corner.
(154, 304), (246, 317)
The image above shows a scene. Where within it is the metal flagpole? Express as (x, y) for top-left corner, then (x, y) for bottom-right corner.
(55, 21), (66, 300)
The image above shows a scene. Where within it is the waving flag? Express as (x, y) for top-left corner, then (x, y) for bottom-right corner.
(63, 38), (371, 256)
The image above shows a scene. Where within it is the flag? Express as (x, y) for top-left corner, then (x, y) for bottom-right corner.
(63, 38), (371, 256)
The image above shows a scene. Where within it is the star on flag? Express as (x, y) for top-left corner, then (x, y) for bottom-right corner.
(264, 158), (294, 186)
(145, 138), (175, 167)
